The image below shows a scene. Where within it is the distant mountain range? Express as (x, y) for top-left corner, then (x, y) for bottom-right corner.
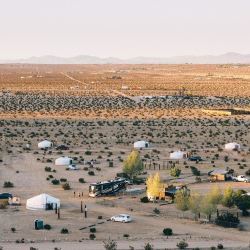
(1, 52), (250, 64)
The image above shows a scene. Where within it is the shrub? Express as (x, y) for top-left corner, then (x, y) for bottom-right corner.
(153, 208), (160, 214)
(62, 182), (71, 190)
(163, 228), (173, 236)
(44, 224), (51, 230)
(90, 227), (96, 233)
(190, 166), (200, 176)
(245, 169), (250, 176)
(140, 196), (149, 203)
(88, 171), (95, 176)
(217, 243), (224, 249)
(170, 167), (181, 177)
(51, 179), (60, 185)
(3, 181), (14, 188)
(79, 178), (85, 183)
(85, 150), (92, 155)
(103, 239), (117, 250)
(177, 240), (188, 249)
(144, 243), (154, 250)
(60, 178), (67, 182)
(89, 233), (96, 240)
(60, 228), (69, 234)
(11, 227), (16, 233)
(215, 212), (239, 228)
(123, 234), (129, 238)
(45, 166), (52, 172)
(98, 215), (103, 219)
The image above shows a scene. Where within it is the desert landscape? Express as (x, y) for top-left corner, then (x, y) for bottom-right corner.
(0, 64), (250, 250)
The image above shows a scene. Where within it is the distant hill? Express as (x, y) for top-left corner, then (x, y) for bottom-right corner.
(1, 52), (250, 64)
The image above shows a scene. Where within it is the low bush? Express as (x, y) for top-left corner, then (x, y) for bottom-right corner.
(3, 181), (14, 188)
(60, 228), (69, 234)
(88, 171), (95, 176)
(44, 166), (52, 172)
(44, 224), (51, 230)
(79, 178), (85, 183)
(163, 228), (173, 236)
(217, 243), (224, 249)
(90, 227), (96, 233)
(62, 182), (71, 190)
(140, 196), (149, 203)
(51, 179), (60, 185)
(60, 178), (67, 182)
(89, 233), (96, 240)
(215, 213), (239, 228)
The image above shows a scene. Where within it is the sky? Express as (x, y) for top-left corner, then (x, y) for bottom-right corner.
(0, 0), (250, 59)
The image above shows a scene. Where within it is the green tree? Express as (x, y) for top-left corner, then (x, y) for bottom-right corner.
(123, 150), (144, 179)
(170, 167), (181, 177)
(175, 189), (189, 211)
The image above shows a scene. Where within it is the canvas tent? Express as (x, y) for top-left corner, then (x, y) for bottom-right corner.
(170, 151), (187, 160)
(225, 142), (240, 150)
(26, 193), (60, 210)
(55, 156), (73, 166)
(134, 140), (150, 149)
(38, 140), (53, 149)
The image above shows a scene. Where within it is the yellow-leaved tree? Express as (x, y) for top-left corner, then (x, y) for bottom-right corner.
(146, 172), (162, 201)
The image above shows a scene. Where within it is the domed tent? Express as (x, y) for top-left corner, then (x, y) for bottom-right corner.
(170, 151), (187, 160)
(38, 140), (53, 149)
(26, 193), (60, 210)
(134, 140), (150, 149)
(55, 156), (73, 166)
(225, 142), (240, 150)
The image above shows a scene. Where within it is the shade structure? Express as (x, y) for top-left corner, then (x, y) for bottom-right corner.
(38, 140), (53, 149)
(225, 142), (240, 150)
(170, 151), (186, 160)
(26, 193), (60, 210)
(55, 156), (73, 166)
(134, 140), (149, 149)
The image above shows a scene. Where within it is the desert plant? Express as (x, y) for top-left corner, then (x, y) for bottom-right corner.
(3, 181), (14, 188)
(103, 239), (117, 250)
(44, 224), (52, 230)
(90, 227), (96, 233)
(177, 240), (188, 249)
(62, 182), (71, 190)
(79, 178), (85, 183)
(60, 228), (69, 234)
(163, 228), (173, 236)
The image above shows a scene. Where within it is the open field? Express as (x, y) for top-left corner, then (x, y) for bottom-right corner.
(1, 64), (250, 249)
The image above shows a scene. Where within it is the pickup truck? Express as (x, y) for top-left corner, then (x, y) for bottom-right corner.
(232, 175), (250, 183)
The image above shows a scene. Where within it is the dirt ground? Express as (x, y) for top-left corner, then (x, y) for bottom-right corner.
(1, 64), (250, 249)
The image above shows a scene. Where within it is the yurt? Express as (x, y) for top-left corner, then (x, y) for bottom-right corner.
(170, 151), (187, 160)
(134, 140), (150, 149)
(225, 142), (240, 150)
(26, 193), (60, 210)
(55, 156), (73, 166)
(38, 140), (53, 149)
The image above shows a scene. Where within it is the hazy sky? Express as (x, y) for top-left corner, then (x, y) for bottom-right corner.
(1, 0), (250, 59)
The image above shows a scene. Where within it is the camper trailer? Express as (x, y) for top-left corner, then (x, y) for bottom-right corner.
(89, 178), (128, 197)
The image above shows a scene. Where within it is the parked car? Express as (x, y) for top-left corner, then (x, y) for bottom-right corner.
(56, 145), (69, 150)
(188, 156), (203, 162)
(233, 175), (250, 183)
(111, 214), (132, 223)
(68, 164), (79, 170)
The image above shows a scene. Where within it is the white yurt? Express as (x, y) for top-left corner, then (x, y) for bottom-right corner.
(225, 142), (240, 150)
(170, 151), (187, 160)
(55, 156), (73, 166)
(134, 140), (150, 149)
(26, 193), (60, 210)
(38, 140), (53, 149)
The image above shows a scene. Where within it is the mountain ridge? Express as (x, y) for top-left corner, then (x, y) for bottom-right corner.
(1, 52), (250, 64)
